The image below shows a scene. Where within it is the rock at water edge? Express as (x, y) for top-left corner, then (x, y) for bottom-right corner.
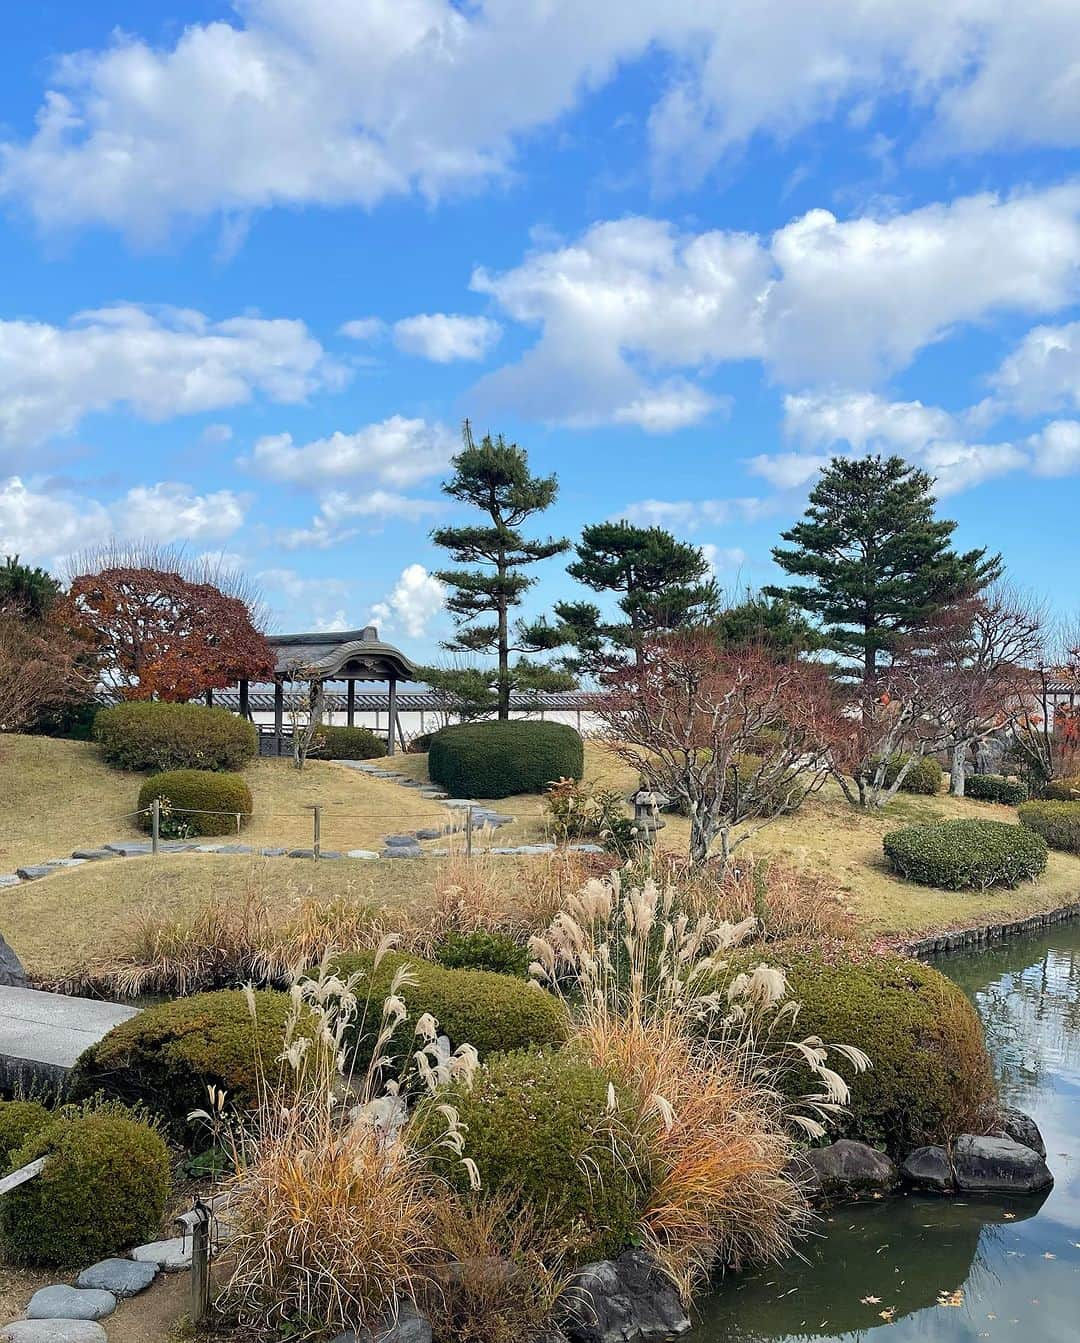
(900, 1145), (954, 1192)
(560, 1249), (690, 1343)
(805, 1140), (898, 1199)
(952, 1135), (1053, 1195)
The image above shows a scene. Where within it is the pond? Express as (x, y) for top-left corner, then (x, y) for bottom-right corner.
(692, 922), (1080, 1342)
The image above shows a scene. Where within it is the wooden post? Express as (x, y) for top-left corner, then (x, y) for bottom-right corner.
(347, 678), (356, 728)
(387, 676), (398, 756)
(273, 679), (284, 756)
(310, 805), (322, 860)
(465, 805), (474, 860)
(190, 1215), (210, 1326)
(239, 678), (249, 719)
(204, 687), (214, 707)
(151, 798), (160, 856)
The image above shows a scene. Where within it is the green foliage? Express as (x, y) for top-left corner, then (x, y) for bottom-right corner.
(767, 455), (1002, 678)
(317, 726), (388, 760)
(1018, 800), (1080, 854)
(883, 818), (1048, 889)
(1042, 776), (1080, 801)
(329, 952), (568, 1074)
(776, 954), (996, 1156)
(544, 776), (630, 842)
(95, 700), (257, 771)
(714, 590), (823, 661)
(0, 554), (60, 619)
(138, 769), (253, 836)
(424, 1048), (645, 1262)
(965, 773), (1029, 805)
(69, 989), (293, 1137)
(434, 930), (531, 978)
(26, 699), (101, 741)
(875, 752), (944, 795)
(0, 1112), (170, 1266)
(0, 1101), (52, 1170)
(429, 720), (583, 798)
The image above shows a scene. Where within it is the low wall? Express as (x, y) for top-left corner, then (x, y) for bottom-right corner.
(904, 898), (1080, 960)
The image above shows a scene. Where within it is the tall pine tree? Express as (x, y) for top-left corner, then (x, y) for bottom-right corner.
(431, 423), (571, 719)
(766, 455), (1002, 681)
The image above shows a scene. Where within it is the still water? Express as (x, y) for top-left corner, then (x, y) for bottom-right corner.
(693, 923), (1080, 1342)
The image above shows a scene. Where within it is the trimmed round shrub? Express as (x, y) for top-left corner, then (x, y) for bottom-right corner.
(0, 1101), (52, 1170)
(775, 954), (996, 1156)
(69, 989), (292, 1137)
(425, 1048), (645, 1262)
(964, 773), (1029, 805)
(876, 752), (944, 795)
(883, 818), (1047, 889)
(95, 701), (257, 772)
(434, 929), (531, 978)
(0, 1112), (170, 1266)
(1042, 776), (1080, 802)
(428, 721), (583, 799)
(318, 726), (387, 760)
(330, 952), (568, 1073)
(1018, 800), (1080, 854)
(138, 769), (253, 836)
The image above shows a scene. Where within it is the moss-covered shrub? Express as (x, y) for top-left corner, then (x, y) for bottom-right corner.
(428, 721), (583, 799)
(1018, 800), (1080, 854)
(0, 1112), (170, 1266)
(425, 1048), (645, 1262)
(0, 1101), (52, 1170)
(434, 929), (531, 978)
(964, 774), (1029, 805)
(137, 769), (253, 836)
(95, 701), (257, 772)
(776, 954), (996, 1155)
(330, 952), (568, 1073)
(883, 818), (1047, 889)
(1042, 776), (1080, 802)
(875, 752), (944, 795)
(69, 989), (292, 1136)
(317, 726), (387, 760)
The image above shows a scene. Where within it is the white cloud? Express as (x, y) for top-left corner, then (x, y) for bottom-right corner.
(5, 3), (1080, 236)
(0, 475), (247, 566)
(199, 422), (234, 447)
(369, 563), (445, 639)
(281, 489), (442, 550)
(392, 313), (501, 362)
(1028, 420), (1080, 477)
(0, 304), (343, 455)
(987, 321), (1080, 418)
(701, 543), (748, 575)
(618, 496), (770, 530)
(257, 566), (351, 631)
(340, 317), (385, 342)
(245, 416), (456, 488)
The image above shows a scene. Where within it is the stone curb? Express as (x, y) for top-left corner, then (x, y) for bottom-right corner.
(903, 899), (1080, 960)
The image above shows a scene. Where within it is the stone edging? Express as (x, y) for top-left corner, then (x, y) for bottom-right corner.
(902, 898), (1080, 960)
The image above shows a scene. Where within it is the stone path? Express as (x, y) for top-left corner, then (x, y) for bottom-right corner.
(0, 986), (139, 1091)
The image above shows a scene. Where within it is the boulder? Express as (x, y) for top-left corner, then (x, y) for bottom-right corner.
(559, 1250), (691, 1343)
(332, 1300), (433, 1343)
(952, 1135), (1053, 1195)
(130, 1236), (192, 1271)
(900, 1145), (955, 1192)
(0, 934), (27, 988)
(25, 1287), (115, 1322)
(1, 1324), (107, 1343)
(78, 1257), (158, 1297)
(804, 1140), (898, 1199)
(997, 1106), (1046, 1158)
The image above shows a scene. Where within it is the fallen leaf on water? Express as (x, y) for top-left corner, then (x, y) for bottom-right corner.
(937, 1288), (965, 1308)
(861, 1295), (881, 1305)
(879, 1307), (896, 1322)
(1043, 1252), (1057, 1260)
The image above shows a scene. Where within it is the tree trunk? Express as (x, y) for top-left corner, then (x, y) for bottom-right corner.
(688, 806), (714, 867)
(497, 555), (510, 721)
(950, 742), (967, 796)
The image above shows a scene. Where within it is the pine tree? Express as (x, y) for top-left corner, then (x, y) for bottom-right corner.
(714, 589), (822, 662)
(766, 455), (1002, 681)
(552, 521), (719, 672)
(431, 423), (571, 719)
(0, 554), (61, 620)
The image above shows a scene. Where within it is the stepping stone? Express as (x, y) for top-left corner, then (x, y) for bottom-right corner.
(44, 857), (86, 869)
(103, 842), (153, 857)
(398, 780), (425, 789)
(384, 835), (421, 849)
(1, 1323), (107, 1343)
(346, 850), (380, 860)
(78, 1257), (158, 1298)
(419, 789), (448, 799)
(491, 844), (556, 855)
(413, 828), (443, 841)
(442, 799), (478, 809)
(26, 1286), (116, 1321)
(316, 851), (344, 860)
(15, 866), (52, 881)
(259, 847), (287, 857)
(194, 843), (224, 852)
(215, 844), (254, 854)
(158, 840), (198, 852)
(287, 848), (315, 858)
(0, 875), (20, 889)
(0, 986), (139, 1086)
(381, 848), (421, 859)
(70, 850), (117, 861)
(570, 844), (605, 854)
(130, 1236), (192, 1271)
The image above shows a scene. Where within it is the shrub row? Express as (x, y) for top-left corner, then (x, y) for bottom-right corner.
(138, 769), (253, 836)
(1018, 800), (1080, 854)
(428, 721), (583, 799)
(1042, 776), (1080, 801)
(964, 773), (1029, 805)
(95, 701), (257, 772)
(317, 726), (387, 761)
(433, 929), (532, 978)
(883, 817), (1047, 889)
(875, 752), (944, 795)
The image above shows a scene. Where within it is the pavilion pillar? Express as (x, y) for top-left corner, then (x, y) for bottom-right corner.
(239, 679), (249, 719)
(388, 676), (398, 755)
(274, 678), (284, 757)
(346, 679), (356, 728)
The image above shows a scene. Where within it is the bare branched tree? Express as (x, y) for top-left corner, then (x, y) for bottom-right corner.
(290, 678), (326, 771)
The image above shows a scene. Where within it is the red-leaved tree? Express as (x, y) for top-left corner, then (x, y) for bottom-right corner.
(65, 566), (275, 701)
(592, 633), (838, 866)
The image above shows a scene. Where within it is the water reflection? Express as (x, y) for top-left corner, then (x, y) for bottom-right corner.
(690, 923), (1080, 1343)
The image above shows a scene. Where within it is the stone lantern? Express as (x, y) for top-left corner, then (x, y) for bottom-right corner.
(631, 788), (671, 846)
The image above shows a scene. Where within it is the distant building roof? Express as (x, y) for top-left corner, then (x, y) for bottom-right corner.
(267, 626), (416, 682)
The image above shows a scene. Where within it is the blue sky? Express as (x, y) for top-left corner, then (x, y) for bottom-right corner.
(2, 2), (1080, 658)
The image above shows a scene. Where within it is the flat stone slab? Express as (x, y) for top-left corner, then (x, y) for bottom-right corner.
(0, 986), (139, 1078)
(0, 875), (20, 889)
(44, 858), (86, 869)
(194, 843), (224, 852)
(130, 1237), (192, 1272)
(103, 842), (153, 856)
(381, 848), (422, 859)
(384, 835), (422, 848)
(26, 1287), (116, 1321)
(78, 1258), (158, 1298)
(491, 844), (556, 855)
(214, 844), (254, 854)
(69, 850), (118, 861)
(1, 1323), (107, 1343)
(14, 866), (52, 881)
(347, 850), (380, 860)
(413, 828), (443, 841)
(259, 847), (287, 857)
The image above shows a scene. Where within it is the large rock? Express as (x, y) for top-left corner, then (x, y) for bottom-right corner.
(900, 1145), (955, 1192)
(997, 1106), (1046, 1158)
(78, 1257), (158, 1297)
(331, 1300), (433, 1343)
(1, 1324), (107, 1343)
(0, 934), (27, 988)
(804, 1140), (898, 1200)
(559, 1250), (691, 1343)
(130, 1236), (192, 1271)
(952, 1135), (1053, 1194)
(25, 1287), (115, 1321)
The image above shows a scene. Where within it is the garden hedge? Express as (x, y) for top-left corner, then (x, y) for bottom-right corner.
(433, 929), (531, 978)
(428, 721), (583, 799)
(1042, 776), (1080, 801)
(1018, 800), (1080, 854)
(425, 1048), (646, 1262)
(0, 1101), (52, 1171)
(875, 752), (944, 795)
(0, 1112), (170, 1267)
(771, 954), (996, 1156)
(69, 989), (293, 1137)
(964, 773), (1029, 805)
(95, 701), (257, 772)
(317, 726), (387, 761)
(883, 818), (1047, 889)
(138, 769), (253, 836)
(329, 952), (568, 1073)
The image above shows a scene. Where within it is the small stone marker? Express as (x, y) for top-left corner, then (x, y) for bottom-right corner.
(26, 1287), (116, 1321)
(78, 1257), (158, 1297)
